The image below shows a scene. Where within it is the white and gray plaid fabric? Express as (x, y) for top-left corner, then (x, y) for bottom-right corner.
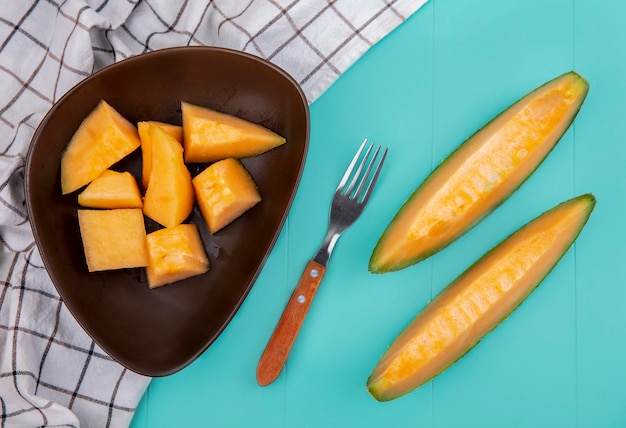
(0, 0), (428, 426)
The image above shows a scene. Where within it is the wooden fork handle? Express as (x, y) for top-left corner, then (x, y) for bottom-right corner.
(256, 260), (326, 386)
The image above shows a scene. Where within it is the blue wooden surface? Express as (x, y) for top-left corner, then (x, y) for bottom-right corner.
(131, 0), (626, 426)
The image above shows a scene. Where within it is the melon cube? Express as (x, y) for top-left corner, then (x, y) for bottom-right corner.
(182, 102), (286, 163)
(192, 158), (262, 233)
(143, 124), (195, 228)
(61, 100), (141, 194)
(138, 121), (183, 190)
(77, 170), (142, 209)
(146, 224), (210, 289)
(77, 209), (149, 272)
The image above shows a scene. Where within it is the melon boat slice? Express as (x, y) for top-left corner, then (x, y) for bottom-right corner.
(369, 71), (589, 273)
(366, 193), (596, 402)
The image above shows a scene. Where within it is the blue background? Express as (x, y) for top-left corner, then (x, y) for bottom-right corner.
(131, 0), (626, 426)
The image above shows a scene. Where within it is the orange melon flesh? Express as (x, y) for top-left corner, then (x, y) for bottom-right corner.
(77, 209), (149, 272)
(192, 158), (261, 233)
(182, 102), (286, 163)
(366, 194), (596, 402)
(138, 121), (183, 190)
(143, 124), (195, 228)
(61, 100), (141, 194)
(146, 224), (210, 289)
(77, 170), (142, 209)
(369, 72), (589, 273)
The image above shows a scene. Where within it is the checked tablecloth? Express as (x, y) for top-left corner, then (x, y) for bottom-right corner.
(0, 1), (428, 426)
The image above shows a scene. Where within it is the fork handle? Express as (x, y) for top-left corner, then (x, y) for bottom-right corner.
(256, 260), (326, 386)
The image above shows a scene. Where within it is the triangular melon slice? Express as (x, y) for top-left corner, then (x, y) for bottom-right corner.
(61, 100), (140, 194)
(77, 170), (142, 209)
(182, 102), (286, 163)
(367, 194), (596, 402)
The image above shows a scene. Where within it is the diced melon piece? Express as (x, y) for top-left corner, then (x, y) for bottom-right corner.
(146, 224), (210, 289)
(182, 101), (286, 163)
(77, 209), (149, 272)
(61, 100), (141, 194)
(192, 158), (261, 233)
(143, 124), (195, 228)
(138, 121), (183, 190)
(77, 170), (142, 209)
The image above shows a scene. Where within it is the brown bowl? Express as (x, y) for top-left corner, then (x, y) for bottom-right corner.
(25, 47), (309, 376)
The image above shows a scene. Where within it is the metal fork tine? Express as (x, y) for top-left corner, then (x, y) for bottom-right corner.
(358, 147), (387, 204)
(336, 138), (368, 193)
(344, 141), (373, 197)
(353, 145), (381, 201)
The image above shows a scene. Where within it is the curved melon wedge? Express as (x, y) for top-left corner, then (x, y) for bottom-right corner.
(369, 71), (589, 273)
(143, 124), (195, 228)
(366, 194), (596, 402)
(138, 121), (183, 190)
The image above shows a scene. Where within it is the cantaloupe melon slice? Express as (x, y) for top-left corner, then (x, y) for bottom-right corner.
(138, 121), (183, 190)
(182, 102), (286, 163)
(146, 224), (210, 289)
(77, 170), (142, 209)
(77, 209), (149, 272)
(142, 124), (195, 228)
(366, 194), (596, 402)
(192, 158), (261, 233)
(61, 100), (141, 194)
(369, 72), (589, 273)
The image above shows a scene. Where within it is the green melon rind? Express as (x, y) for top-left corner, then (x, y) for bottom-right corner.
(366, 193), (596, 402)
(369, 71), (589, 274)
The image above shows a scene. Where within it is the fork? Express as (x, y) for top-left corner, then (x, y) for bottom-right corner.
(256, 139), (387, 386)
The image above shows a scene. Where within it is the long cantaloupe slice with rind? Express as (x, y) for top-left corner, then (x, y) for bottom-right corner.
(369, 72), (589, 273)
(366, 193), (596, 402)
